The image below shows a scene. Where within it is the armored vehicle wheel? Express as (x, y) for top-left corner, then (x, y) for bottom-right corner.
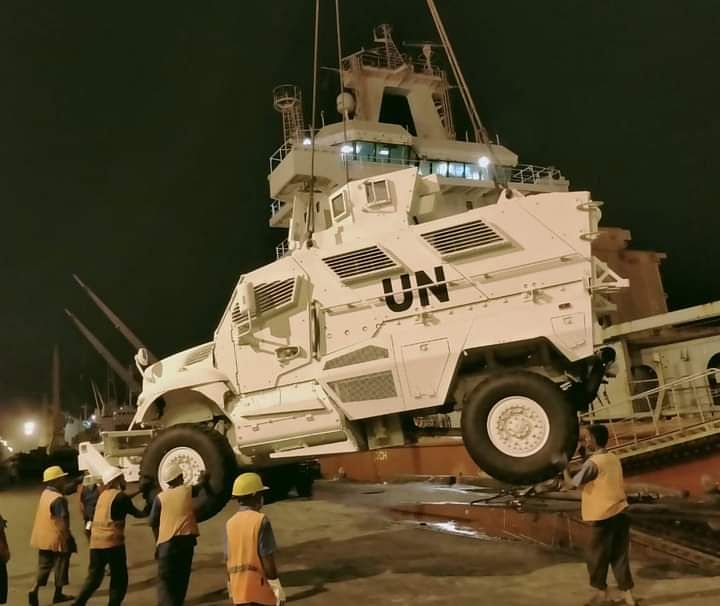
(461, 371), (578, 484)
(140, 423), (238, 521)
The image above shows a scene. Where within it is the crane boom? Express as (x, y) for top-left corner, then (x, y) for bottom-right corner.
(65, 308), (141, 392)
(73, 274), (157, 363)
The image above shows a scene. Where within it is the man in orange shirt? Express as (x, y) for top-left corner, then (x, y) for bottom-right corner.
(225, 473), (285, 606)
(564, 424), (636, 606)
(28, 466), (76, 606)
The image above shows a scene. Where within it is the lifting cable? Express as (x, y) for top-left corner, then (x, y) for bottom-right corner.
(305, 0), (321, 247)
(336, 0), (351, 188)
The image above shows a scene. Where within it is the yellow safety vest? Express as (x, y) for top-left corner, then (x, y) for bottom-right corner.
(30, 489), (67, 552)
(581, 452), (628, 522)
(226, 510), (276, 606)
(156, 485), (199, 545)
(90, 489), (125, 549)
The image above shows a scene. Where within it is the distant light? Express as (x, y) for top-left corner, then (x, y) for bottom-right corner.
(302, 137), (312, 146)
(23, 421), (36, 436)
(378, 149), (390, 156)
(7, 446), (12, 453)
(478, 156), (491, 168)
(340, 144), (354, 154)
(91, 414), (97, 422)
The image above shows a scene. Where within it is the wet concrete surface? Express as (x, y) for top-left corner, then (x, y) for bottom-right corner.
(1, 481), (718, 605)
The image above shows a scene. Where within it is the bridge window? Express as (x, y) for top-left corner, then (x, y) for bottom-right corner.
(708, 353), (720, 406)
(355, 141), (375, 161)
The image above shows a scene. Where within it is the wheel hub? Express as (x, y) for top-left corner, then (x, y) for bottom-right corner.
(486, 396), (550, 458)
(158, 446), (206, 490)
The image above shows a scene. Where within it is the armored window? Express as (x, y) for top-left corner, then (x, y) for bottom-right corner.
(365, 179), (391, 207)
(331, 192), (349, 222)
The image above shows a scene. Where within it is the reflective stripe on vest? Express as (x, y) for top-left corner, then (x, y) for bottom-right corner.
(156, 485), (199, 546)
(226, 510), (276, 606)
(30, 489), (67, 552)
(90, 489), (125, 549)
(581, 452), (628, 522)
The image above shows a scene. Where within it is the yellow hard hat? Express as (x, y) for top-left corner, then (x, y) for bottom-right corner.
(232, 472), (269, 497)
(43, 465), (68, 483)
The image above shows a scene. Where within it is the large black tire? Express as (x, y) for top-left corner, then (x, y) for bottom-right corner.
(140, 423), (238, 522)
(461, 371), (578, 485)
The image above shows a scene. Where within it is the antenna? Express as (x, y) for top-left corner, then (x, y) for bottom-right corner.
(403, 41), (443, 74)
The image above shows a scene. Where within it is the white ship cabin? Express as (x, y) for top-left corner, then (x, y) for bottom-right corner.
(268, 25), (569, 257)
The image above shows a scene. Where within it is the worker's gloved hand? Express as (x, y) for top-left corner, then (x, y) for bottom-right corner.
(268, 578), (286, 606)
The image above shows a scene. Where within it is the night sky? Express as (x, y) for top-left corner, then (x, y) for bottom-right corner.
(1, 1), (719, 412)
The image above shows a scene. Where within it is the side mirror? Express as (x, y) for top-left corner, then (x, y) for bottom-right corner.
(135, 348), (150, 367)
(241, 281), (256, 318)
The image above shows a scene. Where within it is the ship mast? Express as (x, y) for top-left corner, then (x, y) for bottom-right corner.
(425, 0), (489, 144)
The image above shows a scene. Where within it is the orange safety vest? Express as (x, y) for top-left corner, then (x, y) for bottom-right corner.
(581, 452), (629, 522)
(226, 510), (276, 606)
(90, 488), (125, 549)
(30, 489), (68, 552)
(156, 485), (199, 545)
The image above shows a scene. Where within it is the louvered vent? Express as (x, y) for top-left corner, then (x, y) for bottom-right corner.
(328, 371), (397, 402)
(323, 246), (398, 281)
(231, 277), (297, 328)
(255, 278), (296, 314)
(184, 343), (214, 366)
(422, 219), (506, 258)
(323, 345), (389, 370)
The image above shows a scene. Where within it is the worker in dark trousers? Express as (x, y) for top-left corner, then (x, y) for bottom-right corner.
(0, 513), (9, 605)
(29, 466), (77, 606)
(148, 463), (213, 606)
(73, 467), (149, 606)
(78, 475), (101, 540)
(563, 424), (637, 606)
(226, 473), (286, 606)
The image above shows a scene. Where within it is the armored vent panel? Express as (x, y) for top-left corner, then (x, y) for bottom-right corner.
(184, 343), (214, 366)
(255, 278), (296, 314)
(322, 246), (398, 281)
(421, 219), (506, 258)
(231, 277), (297, 328)
(323, 345), (389, 370)
(328, 371), (397, 402)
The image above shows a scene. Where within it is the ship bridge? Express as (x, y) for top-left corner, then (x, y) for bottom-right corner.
(267, 25), (569, 231)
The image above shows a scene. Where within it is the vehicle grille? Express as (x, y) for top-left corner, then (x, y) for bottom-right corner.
(328, 371), (397, 402)
(323, 345), (389, 370)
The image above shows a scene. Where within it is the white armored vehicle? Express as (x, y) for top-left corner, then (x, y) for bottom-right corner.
(80, 22), (626, 519)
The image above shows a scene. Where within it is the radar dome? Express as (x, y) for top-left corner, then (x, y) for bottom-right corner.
(336, 92), (356, 116)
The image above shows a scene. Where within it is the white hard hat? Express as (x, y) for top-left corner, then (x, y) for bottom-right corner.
(161, 462), (184, 485)
(102, 467), (124, 486)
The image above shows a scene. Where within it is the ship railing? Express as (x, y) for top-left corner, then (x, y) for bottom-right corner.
(580, 368), (720, 448)
(275, 239), (290, 259)
(270, 199), (286, 217)
(270, 129), (315, 170)
(506, 164), (563, 184)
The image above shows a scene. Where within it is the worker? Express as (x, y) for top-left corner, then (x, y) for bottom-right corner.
(73, 467), (149, 606)
(563, 424), (637, 606)
(148, 463), (213, 606)
(226, 472), (286, 606)
(78, 474), (101, 540)
(29, 465), (77, 606)
(0, 513), (9, 605)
